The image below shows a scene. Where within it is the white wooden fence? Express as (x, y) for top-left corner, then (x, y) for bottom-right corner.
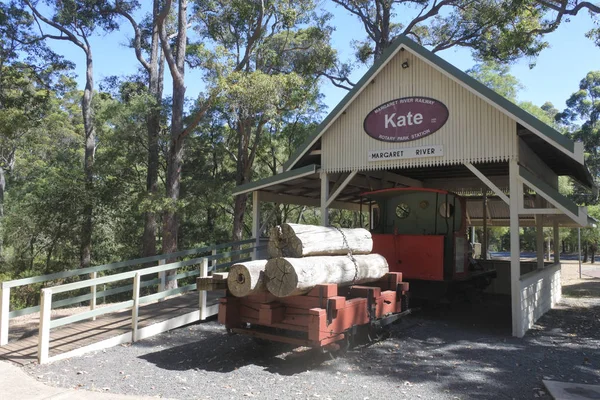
(0, 239), (265, 364)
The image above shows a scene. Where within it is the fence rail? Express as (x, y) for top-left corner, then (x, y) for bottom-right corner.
(0, 238), (259, 349)
(37, 241), (264, 363)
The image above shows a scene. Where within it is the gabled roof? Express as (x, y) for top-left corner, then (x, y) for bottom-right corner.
(284, 35), (591, 187)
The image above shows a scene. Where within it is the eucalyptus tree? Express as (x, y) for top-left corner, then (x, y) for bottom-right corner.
(156, 0), (219, 288)
(331, 0), (599, 64)
(114, 0), (166, 259)
(467, 61), (523, 102)
(24, 0), (118, 268)
(556, 71), (600, 205)
(192, 0), (339, 244)
(2, 78), (83, 282)
(0, 1), (71, 259)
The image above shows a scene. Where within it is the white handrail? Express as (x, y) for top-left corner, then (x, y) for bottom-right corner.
(0, 238), (258, 346)
(34, 243), (265, 363)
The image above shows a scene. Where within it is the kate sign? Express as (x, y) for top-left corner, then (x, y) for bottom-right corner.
(363, 97), (449, 142)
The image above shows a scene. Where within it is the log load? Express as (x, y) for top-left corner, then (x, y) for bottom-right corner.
(227, 260), (268, 297)
(265, 254), (389, 297)
(268, 223), (373, 258)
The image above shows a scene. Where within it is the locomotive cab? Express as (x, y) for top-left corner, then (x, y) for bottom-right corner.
(362, 188), (493, 300)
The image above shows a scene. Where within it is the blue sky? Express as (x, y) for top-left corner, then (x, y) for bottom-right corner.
(41, 3), (599, 114)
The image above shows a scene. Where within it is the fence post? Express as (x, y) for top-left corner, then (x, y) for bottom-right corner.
(132, 272), (141, 342)
(90, 271), (97, 321)
(211, 247), (217, 270)
(0, 283), (9, 346)
(199, 258), (209, 320)
(38, 288), (52, 364)
(158, 259), (166, 298)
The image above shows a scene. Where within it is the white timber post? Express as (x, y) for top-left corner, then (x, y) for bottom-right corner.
(252, 191), (261, 260)
(131, 272), (141, 342)
(578, 228), (582, 279)
(211, 248), (217, 269)
(482, 190), (488, 260)
(90, 271), (97, 321)
(553, 220), (560, 264)
(0, 283), (10, 346)
(535, 197), (545, 270)
(320, 172), (329, 226)
(38, 288), (52, 364)
(509, 159), (523, 337)
(199, 258), (209, 320)
(158, 259), (166, 294)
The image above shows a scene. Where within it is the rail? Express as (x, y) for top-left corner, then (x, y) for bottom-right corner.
(0, 238), (259, 347)
(36, 241), (266, 364)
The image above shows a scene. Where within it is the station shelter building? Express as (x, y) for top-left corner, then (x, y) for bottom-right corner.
(232, 36), (595, 337)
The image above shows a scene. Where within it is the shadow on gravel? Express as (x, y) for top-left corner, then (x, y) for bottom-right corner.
(138, 295), (599, 398)
(345, 297), (600, 398)
(138, 322), (334, 375)
(563, 280), (600, 298)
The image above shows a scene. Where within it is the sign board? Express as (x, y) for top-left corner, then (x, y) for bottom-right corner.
(363, 97), (449, 142)
(368, 145), (444, 162)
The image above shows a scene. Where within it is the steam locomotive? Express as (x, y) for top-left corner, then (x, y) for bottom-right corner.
(362, 187), (495, 301)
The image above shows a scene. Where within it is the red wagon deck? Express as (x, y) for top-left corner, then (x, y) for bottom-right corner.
(218, 272), (409, 348)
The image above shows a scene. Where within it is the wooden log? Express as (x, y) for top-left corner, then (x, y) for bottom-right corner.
(197, 277), (228, 291)
(227, 260), (268, 297)
(212, 272), (229, 281)
(268, 223), (372, 258)
(265, 254), (389, 297)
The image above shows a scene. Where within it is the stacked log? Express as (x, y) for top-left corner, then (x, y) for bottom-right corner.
(264, 254), (389, 297)
(268, 223), (372, 258)
(197, 273), (229, 291)
(209, 224), (386, 298)
(227, 260), (268, 297)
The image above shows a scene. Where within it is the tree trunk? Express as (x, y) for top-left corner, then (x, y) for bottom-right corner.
(268, 223), (373, 258)
(583, 242), (588, 263)
(160, 0), (188, 289)
(162, 96), (185, 289)
(80, 48), (95, 269)
(142, 0), (164, 261)
(231, 119), (264, 244)
(227, 260), (268, 297)
(265, 254), (389, 297)
(232, 124), (250, 244)
(232, 192), (248, 243)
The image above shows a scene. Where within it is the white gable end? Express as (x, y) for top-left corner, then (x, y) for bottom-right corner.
(321, 47), (518, 173)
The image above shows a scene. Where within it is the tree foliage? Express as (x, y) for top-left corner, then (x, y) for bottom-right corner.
(331, 0), (589, 64)
(2, 0), (600, 307)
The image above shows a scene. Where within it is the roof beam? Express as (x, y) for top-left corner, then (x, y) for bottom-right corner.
(519, 166), (588, 227)
(258, 191), (362, 211)
(326, 171), (358, 208)
(232, 164), (318, 196)
(464, 163), (509, 205)
(370, 170), (422, 188)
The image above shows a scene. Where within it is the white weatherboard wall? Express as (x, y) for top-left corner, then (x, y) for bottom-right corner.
(519, 264), (562, 337)
(321, 48), (517, 173)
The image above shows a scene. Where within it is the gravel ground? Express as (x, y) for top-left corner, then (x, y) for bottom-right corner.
(23, 290), (600, 400)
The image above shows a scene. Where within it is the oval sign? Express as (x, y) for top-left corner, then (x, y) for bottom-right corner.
(363, 97), (449, 142)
